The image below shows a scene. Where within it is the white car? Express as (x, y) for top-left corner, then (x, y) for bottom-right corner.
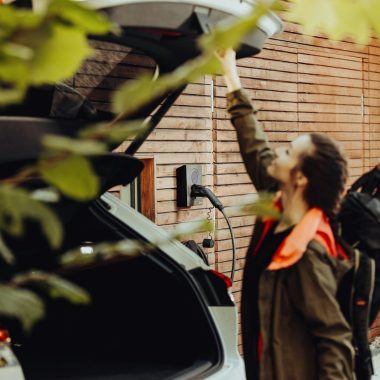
(0, 1), (282, 379)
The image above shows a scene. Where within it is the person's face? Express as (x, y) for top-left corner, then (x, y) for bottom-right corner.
(267, 134), (314, 187)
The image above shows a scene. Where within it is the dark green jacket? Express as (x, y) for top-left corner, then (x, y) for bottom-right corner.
(227, 89), (355, 380)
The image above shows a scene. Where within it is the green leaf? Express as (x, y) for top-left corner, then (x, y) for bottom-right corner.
(0, 6), (43, 34)
(0, 235), (15, 265)
(11, 270), (91, 304)
(40, 155), (100, 201)
(287, 0), (338, 36)
(60, 240), (143, 268)
(42, 275), (91, 304)
(42, 135), (107, 155)
(286, 0), (376, 44)
(0, 82), (26, 106)
(0, 0), (114, 105)
(0, 55), (28, 105)
(79, 120), (148, 143)
(0, 285), (45, 333)
(0, 186), (63, 249)
(170, 220), (214, 239)
(226, 192), (283, 220)
(112, 54), (221, 115)
(365, 0), (380, 36)
(29, 23), (92, 84)
(198, 2), (271, 52)
(47, 0), (118, 35)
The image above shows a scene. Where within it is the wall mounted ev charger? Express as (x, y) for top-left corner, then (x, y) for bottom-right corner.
(176, 164), (202, 207)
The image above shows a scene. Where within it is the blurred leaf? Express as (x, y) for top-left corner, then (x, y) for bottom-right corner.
(60, 240), (142, 268)
(79, 120), (148, 143)
(0, 0), (114, 105)
(0, 6), (43, 34)
(0, 82), (26, 105)
(365, 0), (380, 36)
(0, 55), (28, 105)
(287, 0), (380, 44)
(0, 186), (63, 248)
(41, 155), (100, 201)
(41, 274), (90, 304)
(61, 220), (213, 270)
(11, 270), (91, 304)
(0, 234), (15, 265)
(198, 1), (271, 52)
(2, 42), (34, 60)
(0, 285), (45, 333)
(287, 0), (338, 36)
(170, 220), (214, 239)
(47, 0), (119, 35)
(29, 23), (92, 84)
(113, 54), (221, 115)
(226, 192), (283, 220)
(42, 135), (107, 155)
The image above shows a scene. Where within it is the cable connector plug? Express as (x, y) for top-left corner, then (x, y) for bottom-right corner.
(191, 184), (224, 211)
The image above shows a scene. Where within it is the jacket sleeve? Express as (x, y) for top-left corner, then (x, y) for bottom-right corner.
(287, 250), (355, 380)
(226, 89), (277, 191)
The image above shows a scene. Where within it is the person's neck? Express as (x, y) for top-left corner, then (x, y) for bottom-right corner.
(275, 184), (309, 233)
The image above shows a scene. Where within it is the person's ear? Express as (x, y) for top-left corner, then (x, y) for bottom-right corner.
(295, 171), (308, 188)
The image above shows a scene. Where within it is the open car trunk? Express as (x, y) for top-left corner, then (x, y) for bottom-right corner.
(7, 198), (222, 380)
(3, 0), (283, 156)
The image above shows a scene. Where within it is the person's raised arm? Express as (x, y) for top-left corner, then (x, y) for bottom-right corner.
(217, 49), (277, 191)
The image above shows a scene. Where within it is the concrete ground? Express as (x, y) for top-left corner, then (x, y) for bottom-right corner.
(372, 346), (380, 379)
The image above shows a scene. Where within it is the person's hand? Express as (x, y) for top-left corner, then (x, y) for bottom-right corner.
(215, 48), (241, 92)
(215, 48), (236, 74)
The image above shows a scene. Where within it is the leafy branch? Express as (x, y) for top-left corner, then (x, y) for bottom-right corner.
(287, 0), (380, 44)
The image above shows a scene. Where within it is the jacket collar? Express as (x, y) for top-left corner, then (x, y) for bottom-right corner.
(267, 207), (337, 270)
(254, 193), (337, 271)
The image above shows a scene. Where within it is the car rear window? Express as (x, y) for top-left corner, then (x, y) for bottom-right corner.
(70, 40), (157, 114)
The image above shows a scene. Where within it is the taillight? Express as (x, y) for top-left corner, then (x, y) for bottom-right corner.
(210, 270), (232, 289)
(136, 27), (183, 37)
(0, 329), (10, 344)
(190, 268), (234, 306)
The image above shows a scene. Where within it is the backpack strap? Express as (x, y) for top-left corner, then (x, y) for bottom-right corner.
(350, 166), (380, 199)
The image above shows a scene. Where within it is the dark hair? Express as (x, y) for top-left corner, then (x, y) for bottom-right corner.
(298, 133), (348, 220)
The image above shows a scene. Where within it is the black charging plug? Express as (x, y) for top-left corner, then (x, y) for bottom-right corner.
(191, 184), (224, 211)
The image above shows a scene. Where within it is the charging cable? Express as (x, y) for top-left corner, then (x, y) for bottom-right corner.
(191, 184), (236, 282)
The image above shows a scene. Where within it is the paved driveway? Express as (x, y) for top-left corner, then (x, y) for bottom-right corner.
(372, 347), (380, 379)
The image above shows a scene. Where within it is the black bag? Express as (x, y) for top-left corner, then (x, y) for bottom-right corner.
(339, 167), (380, 258)
(336, 166), (380, 380)
(339, 166), (380, 322)
(336, 239), (375, 380)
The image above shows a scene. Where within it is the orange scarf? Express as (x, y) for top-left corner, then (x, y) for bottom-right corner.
(254, 203), (337, 271)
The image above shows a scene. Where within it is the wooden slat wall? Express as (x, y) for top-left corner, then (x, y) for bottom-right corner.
(74, 26), (380, 348)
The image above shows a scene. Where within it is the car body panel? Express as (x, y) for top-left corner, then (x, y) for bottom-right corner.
(0, 344), (25, 380)
(75, 0), (283, 38)
(205, 307), (246, 379)
(101, 192), (209, 271)
(99, 192), (246, 379)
